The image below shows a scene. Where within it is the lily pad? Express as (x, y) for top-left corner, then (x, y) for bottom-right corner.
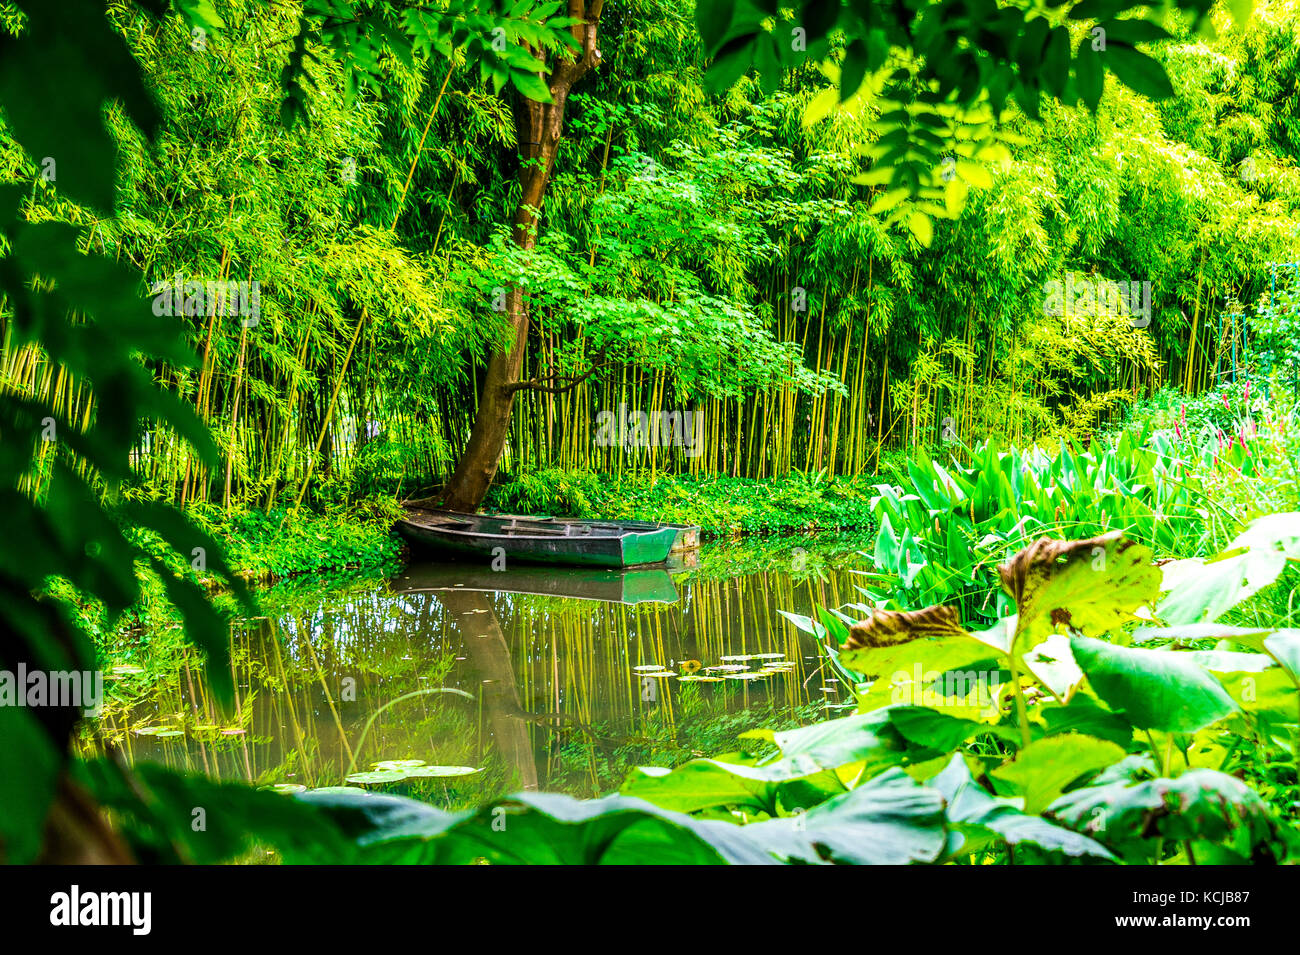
(402, 765), (481, 778)
(346, 769), (411, 785)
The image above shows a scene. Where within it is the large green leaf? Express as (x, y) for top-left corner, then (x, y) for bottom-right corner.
(0, 706), (61, 863)
(932, 755), (1115, 861)
(1047, 769), (1283, 862)
(0, 0), (159, 212)
(743, 709), (912, 777)
(620, 758), (845, 815)
(988, 734), (1126, 814)
(297, 789), (779, 865)
(743, 768), (947, 865)
(1070, 637), (1238, 733)
(887, 705), (1018, 752)
(1157, 513), (1300, 624)
(83, 761), (352, 865)
(999, 533), (1159, 654)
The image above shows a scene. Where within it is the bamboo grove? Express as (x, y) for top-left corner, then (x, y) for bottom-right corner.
(3, 0), (1300, 509)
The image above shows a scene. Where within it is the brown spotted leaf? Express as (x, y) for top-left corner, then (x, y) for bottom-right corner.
(998, 532), (1159, 655)
(839, 605), (982, 685)
(845, 605), (968, 650)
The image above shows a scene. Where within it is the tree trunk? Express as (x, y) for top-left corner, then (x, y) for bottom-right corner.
(438, 589), (538, 791)
(439, 4), (603, 513)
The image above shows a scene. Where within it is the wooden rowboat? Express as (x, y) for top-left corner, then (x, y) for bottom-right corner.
(395, 507), (694, 568)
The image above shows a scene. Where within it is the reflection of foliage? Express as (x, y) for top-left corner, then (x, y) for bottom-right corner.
(536, 702), (827, 796)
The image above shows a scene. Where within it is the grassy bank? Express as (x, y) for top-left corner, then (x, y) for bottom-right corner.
(484, 469), (881, 537)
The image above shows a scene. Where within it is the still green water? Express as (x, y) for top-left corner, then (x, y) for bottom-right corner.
(101, 537), (870, 807)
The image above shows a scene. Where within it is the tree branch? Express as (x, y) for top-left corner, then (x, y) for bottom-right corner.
(503, 347), (612, 395)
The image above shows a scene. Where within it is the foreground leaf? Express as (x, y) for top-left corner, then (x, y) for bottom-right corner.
(1070, 637), (1238, 733)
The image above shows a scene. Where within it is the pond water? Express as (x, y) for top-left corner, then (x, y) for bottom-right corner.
(101, 537), (871, 807)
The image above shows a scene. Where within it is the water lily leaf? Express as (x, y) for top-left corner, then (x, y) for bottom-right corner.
(373, 759), (427, 770)
(989, 734), (1126, 814)
(346, 769), (411, 785)
(403, 766), (481, 778)
(999, 533), (1159, 653)
(1070, 636), (1238, 733)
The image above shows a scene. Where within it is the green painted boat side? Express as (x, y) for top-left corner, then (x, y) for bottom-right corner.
(395, 509), (680, 568)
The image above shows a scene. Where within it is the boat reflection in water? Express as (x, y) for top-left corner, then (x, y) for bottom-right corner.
(98, 548), (863, 803)
(393, 562), (681, 606)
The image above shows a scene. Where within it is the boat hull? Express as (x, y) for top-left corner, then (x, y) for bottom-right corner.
(395, 510), (682, 568)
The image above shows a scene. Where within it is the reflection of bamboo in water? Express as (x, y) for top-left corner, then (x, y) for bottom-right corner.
(437, 589), (539, 791)
(269, 621), (316, 788)
(303, 630), (355, 768)
(182, 663), (212, 777)
(231, 628), (254, 783)
(501, 568), (834, 754)
(109, 558), (860, 796)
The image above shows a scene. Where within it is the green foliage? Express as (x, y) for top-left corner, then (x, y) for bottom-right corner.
(693, 0), (1241, 240)
(864, 433), (1203, 623)
(279, 0), (583, 123)
(260, 509), (1300, 865)
(6, 0), (1300, 867)
(486, 467), (878, 535)
(198, 501), (402, 580)
(0, 0), (253, 863)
